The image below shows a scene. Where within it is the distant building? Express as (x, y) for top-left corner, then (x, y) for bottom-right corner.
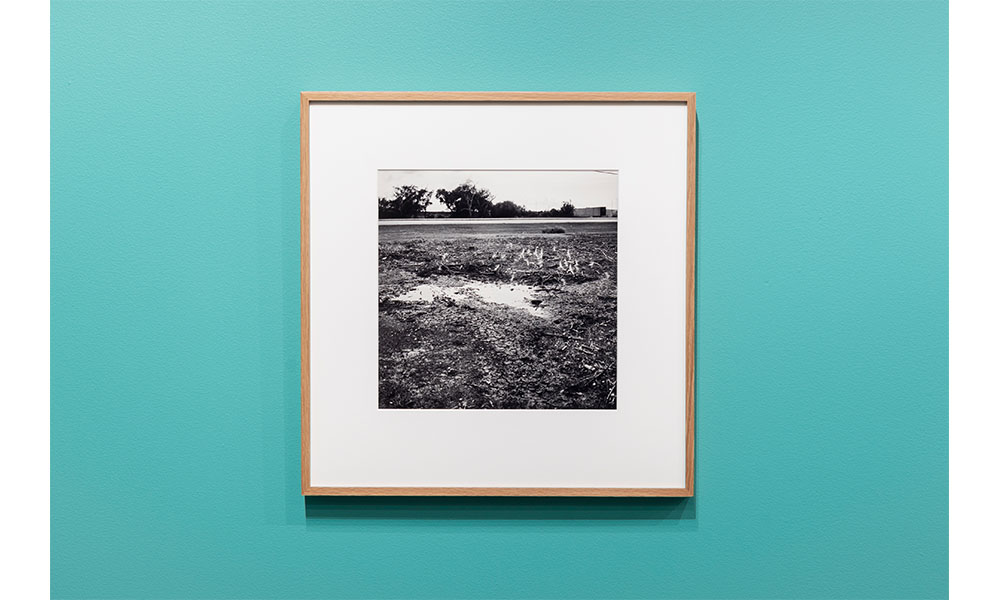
(574, 206), (608, 217)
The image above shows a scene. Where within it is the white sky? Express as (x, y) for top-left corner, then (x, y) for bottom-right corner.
(377, 170), (618, 212)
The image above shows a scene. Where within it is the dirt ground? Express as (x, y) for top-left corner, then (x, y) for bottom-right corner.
(378, 220), (617, 409)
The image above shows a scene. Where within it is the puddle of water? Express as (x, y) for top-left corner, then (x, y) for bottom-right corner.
(463, 282), (547, 315)
(392, 284), (464, 303)
(392, 281), (549, 317)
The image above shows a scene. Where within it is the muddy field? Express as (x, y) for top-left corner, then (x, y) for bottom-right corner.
(379, 220), (617, 409)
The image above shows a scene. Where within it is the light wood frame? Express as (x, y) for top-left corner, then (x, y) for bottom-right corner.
(300, 92), (696, 497)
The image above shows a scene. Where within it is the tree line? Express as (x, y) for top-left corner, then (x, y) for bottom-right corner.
(378, 181), (575, 219)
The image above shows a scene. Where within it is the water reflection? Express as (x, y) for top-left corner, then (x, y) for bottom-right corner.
(392, 281), (550, 317)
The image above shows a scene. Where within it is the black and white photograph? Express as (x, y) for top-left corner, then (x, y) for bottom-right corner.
(378, 169), (618, 409)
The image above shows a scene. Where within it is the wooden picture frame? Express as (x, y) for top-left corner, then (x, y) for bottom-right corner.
(301, 92), (696, 496)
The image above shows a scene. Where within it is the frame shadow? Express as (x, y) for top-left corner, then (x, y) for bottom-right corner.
(304, 495), (695, 521)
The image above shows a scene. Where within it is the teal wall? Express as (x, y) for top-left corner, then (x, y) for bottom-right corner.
(51, 1), (948, 598)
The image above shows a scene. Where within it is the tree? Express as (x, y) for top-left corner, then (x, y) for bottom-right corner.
(491, 200), (526, 218)
(378, 185), (433, 218)
(559, 201), (575, 217)
(435, 181), (494, 218)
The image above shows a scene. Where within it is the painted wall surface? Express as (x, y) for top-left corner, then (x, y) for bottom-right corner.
(51, 1), (948, 598)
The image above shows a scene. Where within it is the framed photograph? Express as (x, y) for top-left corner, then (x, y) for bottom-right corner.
(301, 92), (695, 496)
